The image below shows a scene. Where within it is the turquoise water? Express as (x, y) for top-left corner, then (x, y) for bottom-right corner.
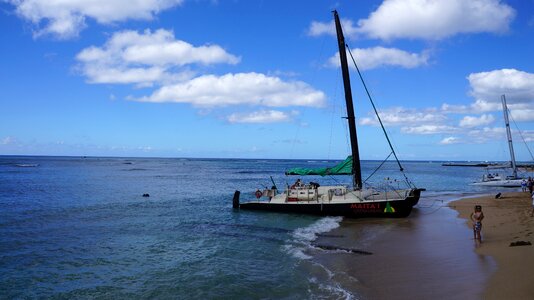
(0, 156), (525, 298)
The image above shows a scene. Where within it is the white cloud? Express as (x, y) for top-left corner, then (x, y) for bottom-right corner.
(509, 109), (534, 122)
(76, 29), (239, 85)
(442, 68), (534, 115)
(357, 0), (515, 40)
(401, 125), (459, 135)
(137, 72), (326, 108)
(307, 18), (358, 38)
(7, 0), (184, 39)
(360, 107), (446, 126)
(328, 47), (428, 70)
(467, 69), (534, 104)
(459, 114), (495, 128)
(466, 126), (506, 143)
(441, 100), (502, 114)
(1, 136), (16, 145)
(439, 136), (461, 145)
(227, 110), (297, 124)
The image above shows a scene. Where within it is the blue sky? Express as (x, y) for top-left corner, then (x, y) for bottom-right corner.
(1, 0), (533, 161)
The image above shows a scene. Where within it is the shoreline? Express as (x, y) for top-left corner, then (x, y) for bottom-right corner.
(449, 191), (534, 299)
(311, 194), (495, 299)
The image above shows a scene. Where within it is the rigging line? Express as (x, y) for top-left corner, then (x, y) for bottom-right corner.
(328, 75), (340, 160)
(345, 45), (404, 172)
(507, 107), (534, 161)
(363, 152), (393, 183)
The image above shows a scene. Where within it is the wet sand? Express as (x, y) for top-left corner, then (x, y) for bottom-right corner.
(449, 191), (534, 299)
(312, 195), (496, 299)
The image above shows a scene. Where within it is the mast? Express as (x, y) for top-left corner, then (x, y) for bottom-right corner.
(501, 95), (517, 178)
(333, 10), (362, 190)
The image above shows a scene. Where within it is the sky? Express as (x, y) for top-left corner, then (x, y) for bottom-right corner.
(1, 0), (533, 161)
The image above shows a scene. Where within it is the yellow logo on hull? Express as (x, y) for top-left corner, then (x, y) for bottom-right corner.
(384, 202), (396, 213)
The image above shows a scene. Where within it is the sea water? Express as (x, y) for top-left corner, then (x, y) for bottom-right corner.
(0, 156), (524, 298)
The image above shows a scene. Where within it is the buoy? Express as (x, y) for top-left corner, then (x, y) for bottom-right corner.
(143, 193), (150, 197)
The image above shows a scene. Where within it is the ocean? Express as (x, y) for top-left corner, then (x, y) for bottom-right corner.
(0, 156), (523, 299)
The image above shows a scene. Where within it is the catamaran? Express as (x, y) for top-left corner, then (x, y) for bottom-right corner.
(232, 11), (424, 218)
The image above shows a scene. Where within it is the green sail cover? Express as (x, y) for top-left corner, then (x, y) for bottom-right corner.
(285, 156), (353, 176)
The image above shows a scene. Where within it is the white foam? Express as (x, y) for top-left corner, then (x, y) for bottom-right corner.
(283, 216), (343, 260)
(282, 244), (312, 260)
(308, 276), (357, 300)
(15, 164), (39, 167)
(293, 216), (343, 243)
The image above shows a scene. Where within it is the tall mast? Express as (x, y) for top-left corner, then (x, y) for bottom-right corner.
(501, 94), (517, 178)
(333, 10), (362, 190)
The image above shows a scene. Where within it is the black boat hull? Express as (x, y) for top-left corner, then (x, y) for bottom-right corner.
(235, 188), (423, 218)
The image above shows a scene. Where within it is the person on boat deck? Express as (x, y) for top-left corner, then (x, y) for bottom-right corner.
(291, 179), (303, 189)
(470, 205), (484, 241)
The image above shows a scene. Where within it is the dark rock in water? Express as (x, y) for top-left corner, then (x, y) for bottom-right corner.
(509, 241), (531, 247)
(311, 242), (372, 255)
(495, 192), (502, 199)
(142, 193), (150, 197)
(316, 233), (345, 238)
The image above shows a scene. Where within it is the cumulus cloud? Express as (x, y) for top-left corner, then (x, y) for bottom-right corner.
(328, 47), (428, 70)
(357, 0), (515, 40)
(76, 29), (240, 85)
(360, 107), (446, 126)
(1, 136), (17, 145)
(137, 72), (326, 108)
(508, 109), (534, 122)
(73, 28), (326, 115)
(227, 110), (297, 124)
(6, 0), (184, 39)
(440, 69), (534, 116)
(401, 125), (459, 135)
(358, 67), (534, 146)
(439, 136), (461, 145)
(467, 69), (534, 104)
(459, 114), (495, 128)
(466, 127), (506, 143)
(307, 18), (359, 38)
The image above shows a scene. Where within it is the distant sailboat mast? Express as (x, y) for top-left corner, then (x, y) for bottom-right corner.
(501, 94), (517, 178)
(333, 10), (362, 190)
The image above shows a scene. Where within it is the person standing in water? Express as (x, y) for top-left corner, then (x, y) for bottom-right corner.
(470, 205), (484, 241)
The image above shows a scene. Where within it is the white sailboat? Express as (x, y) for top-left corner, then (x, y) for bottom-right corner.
(232, 11), (424, 218)
(471, 95), (524, 187)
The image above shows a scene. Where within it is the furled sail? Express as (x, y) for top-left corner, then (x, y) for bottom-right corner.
(285, 156), (353, 176)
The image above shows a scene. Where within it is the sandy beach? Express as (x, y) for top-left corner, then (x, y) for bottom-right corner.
(311, 191), (534, 299)
(449, 191), (534, 299)
(312, 195), (495, 299)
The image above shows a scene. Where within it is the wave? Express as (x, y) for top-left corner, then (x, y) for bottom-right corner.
(15, 164), (39, 167)
(285, 217), (358, 299)
(309, 276), (356, 300)
(283, 216), (343, 260)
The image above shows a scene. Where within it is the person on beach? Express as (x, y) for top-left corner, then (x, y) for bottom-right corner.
(531, 192), (534, 217)
(528, 177), (533, 194)
(521, 179), (527, 192)
(470, 205), (484, 240)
